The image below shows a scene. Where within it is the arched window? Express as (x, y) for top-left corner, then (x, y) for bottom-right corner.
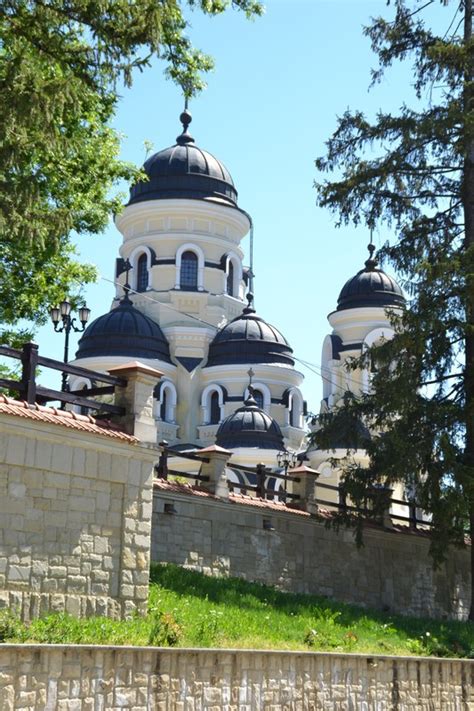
(201, 384), (225, 425)
(136, 253), (149, 293)
(210, 391), (221, 424)
(155, 381), (177, 423)
(226, 261), (234, 296)
(252, 389), (264, 409)
(362, 327), (395, 394)
(180, 251), (198, 290)
(285, 388), (304, 428)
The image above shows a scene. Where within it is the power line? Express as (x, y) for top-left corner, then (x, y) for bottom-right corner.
(98, 273), (363, 390)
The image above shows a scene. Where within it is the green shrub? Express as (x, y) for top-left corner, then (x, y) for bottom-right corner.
(0, 609), (23, 642)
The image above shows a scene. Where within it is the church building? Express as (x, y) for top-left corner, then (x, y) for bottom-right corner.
(71, 109), (406, 478)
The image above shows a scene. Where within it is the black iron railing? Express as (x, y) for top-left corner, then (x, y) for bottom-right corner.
(155, 442), (210, 482)
(154, 445), (432, 531)
(0, 342), (127, 416)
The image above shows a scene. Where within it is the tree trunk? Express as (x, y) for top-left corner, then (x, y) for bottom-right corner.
(463, 0), (474, 621)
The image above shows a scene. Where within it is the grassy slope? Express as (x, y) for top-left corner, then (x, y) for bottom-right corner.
(1, 564), (473, 658)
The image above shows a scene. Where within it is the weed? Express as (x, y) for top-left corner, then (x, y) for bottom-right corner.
(0, 609), (23, 642)
(2, 564), (473, 658)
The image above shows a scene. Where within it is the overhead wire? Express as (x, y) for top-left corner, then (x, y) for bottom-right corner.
(98, 273), (366, 391)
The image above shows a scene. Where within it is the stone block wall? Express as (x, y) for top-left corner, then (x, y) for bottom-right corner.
(0, 645), (473, 710)
(0, 414), (156, 619)
(152, 488), (471, 619)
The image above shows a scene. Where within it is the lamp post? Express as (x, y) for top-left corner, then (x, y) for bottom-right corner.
(50, 300), (91, 392)
(277, 449), (298, 502)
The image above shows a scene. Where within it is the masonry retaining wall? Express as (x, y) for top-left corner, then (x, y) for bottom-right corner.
(0, 414), (156, 620)
(0, 645), (472, 710)
(152, 486), (471, 619)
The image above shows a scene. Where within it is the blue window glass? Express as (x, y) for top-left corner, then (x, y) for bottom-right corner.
(210, 391), (221, 424)
(137, 253), (148, 292)
(227, 261), (234, 296)
(180, 251), (198, 290)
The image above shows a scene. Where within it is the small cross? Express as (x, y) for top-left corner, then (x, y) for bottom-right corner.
(123, 258), (132, 299)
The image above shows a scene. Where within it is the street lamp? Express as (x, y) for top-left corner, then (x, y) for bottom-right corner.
(50, 299), (91, 392)
(277, 449), (298, 501)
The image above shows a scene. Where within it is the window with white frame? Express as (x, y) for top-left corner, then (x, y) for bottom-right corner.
(155, 381), (177, 423)
(361, 327), (395, 394)
(175, 244), (205, 291)
(287, 388), (304, 428)
(201, 384), (225, 425)
(224, 252), (242, 298)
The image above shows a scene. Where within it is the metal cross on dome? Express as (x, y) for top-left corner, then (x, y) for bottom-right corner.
(122, 258), (132, 300)
(247, 367), (255, 397)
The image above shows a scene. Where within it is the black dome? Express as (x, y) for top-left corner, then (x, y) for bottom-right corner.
(129, 110), (237, 207)
(337, 247), (405, 311)
(75, 297), (171, 363)
(216, 392), (284, 450)
(206, 298), (294, 368)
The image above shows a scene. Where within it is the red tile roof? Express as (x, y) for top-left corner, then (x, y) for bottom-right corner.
(0, 394), (137, 443)
(153, 478), (436, 537)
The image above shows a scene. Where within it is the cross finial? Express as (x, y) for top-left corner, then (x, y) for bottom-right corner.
(122, 258), (132, 302)
(177, 98), (194, 145)
(243, 291), (255, 314)
(365, 230), (378, 270)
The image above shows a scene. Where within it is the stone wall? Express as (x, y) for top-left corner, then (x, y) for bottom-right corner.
(152, 487), (471, 619)
(0, 413), (156, 619)
(0, 644), (473, 710)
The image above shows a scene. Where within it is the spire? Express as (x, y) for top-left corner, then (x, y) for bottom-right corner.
(176, 98), (195, 145)
(365, 230), (378, 271)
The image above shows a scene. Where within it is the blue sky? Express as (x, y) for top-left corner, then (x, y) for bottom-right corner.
(35, 0), (452, 412)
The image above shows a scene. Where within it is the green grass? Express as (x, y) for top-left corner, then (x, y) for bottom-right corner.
(1, 563), (473, 657)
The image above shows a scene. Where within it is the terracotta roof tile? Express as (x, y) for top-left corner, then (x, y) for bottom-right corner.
(153, 478), (435, 537)
(0, 394), (137, 443)
(154, 480), (218, 498)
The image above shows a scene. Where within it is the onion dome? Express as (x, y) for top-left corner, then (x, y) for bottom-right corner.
(129, 110), (237, 207)
(75, 295), (171, 363)
(337, 244), (405, 311)
(206, 295), (294, 368)
(216, 389), (284, 450)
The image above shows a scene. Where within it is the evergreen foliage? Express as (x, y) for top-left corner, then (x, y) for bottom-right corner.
(314, 0), (474, 617)
(0, 0), (263, 339)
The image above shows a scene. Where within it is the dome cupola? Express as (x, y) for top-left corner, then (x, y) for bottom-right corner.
(75, 295), (171, 363)
(337, 244), (405, 312)
(215, 388), (284, 450)
(206, 295), (294, 368)
(128, 110), (238, 207)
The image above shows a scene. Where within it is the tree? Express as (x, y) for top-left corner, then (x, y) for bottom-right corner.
(314, 0), (474, 619)
(0, 0), (263, 339)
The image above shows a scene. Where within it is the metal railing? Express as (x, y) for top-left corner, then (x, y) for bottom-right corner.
(155, 442), (210, 482)
(313, 480), (431, 530)
(227, 462), (301, 502)
(154, 444), (432, 530)
(0, 342), (127, 416)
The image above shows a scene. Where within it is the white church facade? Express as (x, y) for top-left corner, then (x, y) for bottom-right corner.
(71, 109), (406, 478)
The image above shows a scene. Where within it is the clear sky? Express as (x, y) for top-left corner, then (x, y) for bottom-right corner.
(34, 0), (452, 413)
